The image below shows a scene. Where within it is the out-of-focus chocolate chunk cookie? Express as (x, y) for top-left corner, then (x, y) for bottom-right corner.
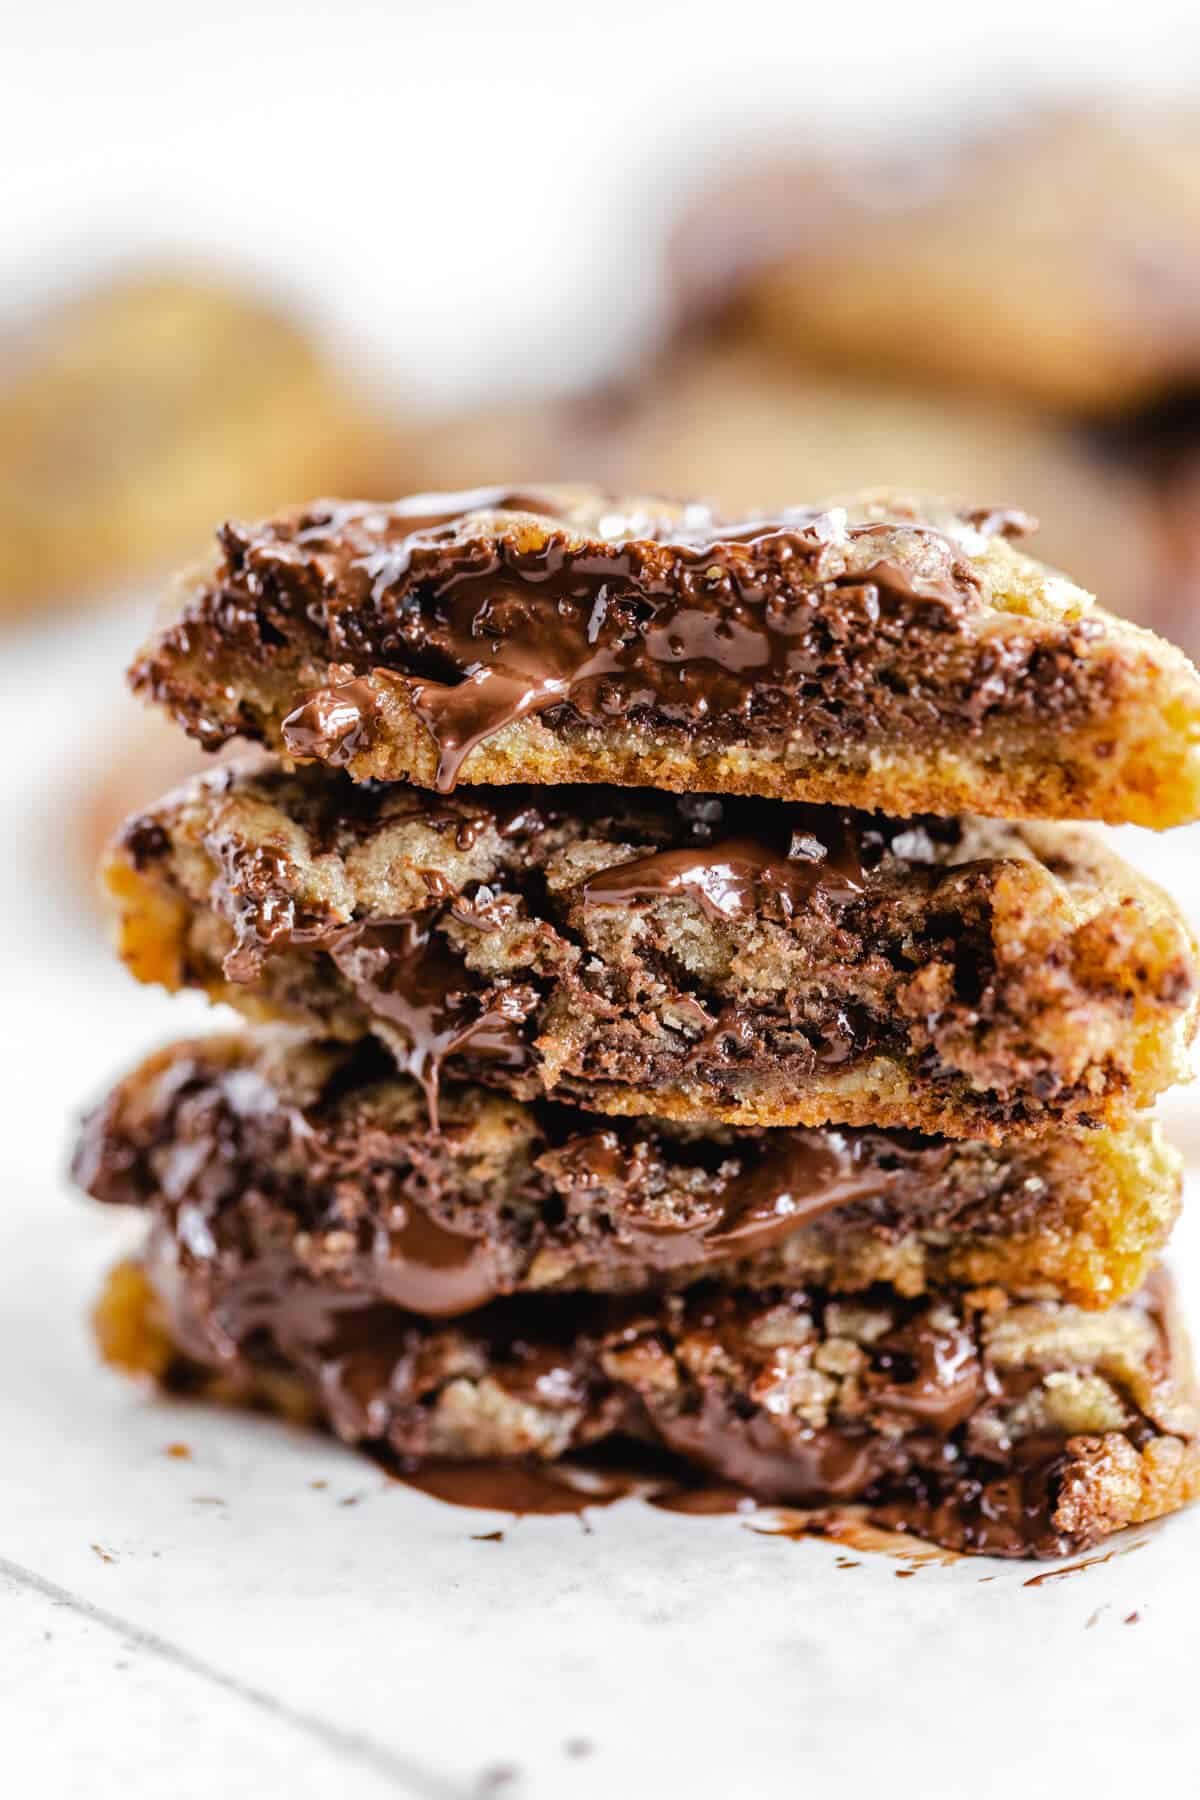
(0, 271), (400, 614)
(672, 111), (1200, 415)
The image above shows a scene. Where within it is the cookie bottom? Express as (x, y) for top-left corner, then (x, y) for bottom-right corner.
(95, 1250), (1200, 1559)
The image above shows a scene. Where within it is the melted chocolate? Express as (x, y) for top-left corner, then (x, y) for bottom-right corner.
(1022, 1544), (1140, 1587)
(279, 671), (381, 769)
(552, 1128), (901, 1267)
(645, 1481), (757, 1516)
(749, 1510), (961, 1567)
(581, 811), (865, 920)
(371, 1203), (498, 1318)
(652, 1397), (890, 1503)
(863, 1314), (983, 1433)
(381, 1458), (635, 1517)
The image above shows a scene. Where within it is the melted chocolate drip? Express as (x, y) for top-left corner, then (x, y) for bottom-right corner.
(328, 917), (535, 1132)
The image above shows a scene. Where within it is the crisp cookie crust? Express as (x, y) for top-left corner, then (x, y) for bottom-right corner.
(127, 487), (1200, 827)
(94, 1254), (1200, 1559)
(104, 763), (1200, 1138)
(74, 1033), (1181, 1312)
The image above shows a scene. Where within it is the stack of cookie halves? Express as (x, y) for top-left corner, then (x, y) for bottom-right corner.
(75, 487), (1200, 1558)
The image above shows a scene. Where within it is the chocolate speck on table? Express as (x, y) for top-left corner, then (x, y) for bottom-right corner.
(1023, 1540), (1148, 1587)
(477, 1765), (518, 1793)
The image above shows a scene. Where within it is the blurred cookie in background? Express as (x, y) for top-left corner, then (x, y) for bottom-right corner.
(0, 271), (401, 616)
(672, 108), (1200, 414)
(399, 385), (613, 495)
(666, 108), (1200, 657)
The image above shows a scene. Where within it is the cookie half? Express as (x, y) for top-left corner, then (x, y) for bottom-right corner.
(93, 1250), (1200, 1560)
(103, 765), (1200, 1137)
(75, 1032), (1181, 1313)
(127, 487), (1200, 827)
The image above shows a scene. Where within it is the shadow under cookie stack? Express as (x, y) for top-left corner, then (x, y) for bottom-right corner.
(74, 486), (1200, 1559)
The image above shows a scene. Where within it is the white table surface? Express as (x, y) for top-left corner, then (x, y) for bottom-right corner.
(2, 604), (1198, 1797)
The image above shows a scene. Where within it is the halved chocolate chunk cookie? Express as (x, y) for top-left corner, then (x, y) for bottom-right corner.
(75, 1034), (1181, 1313)
(104, 764), (1200, 1137)
(127, 487), (1200, 827)
(93, 1249), (1200, 1559)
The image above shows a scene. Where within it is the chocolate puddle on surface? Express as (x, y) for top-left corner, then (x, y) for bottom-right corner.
(366, 1445), (967, 1566)
(365, 1451), (1159, 1584)
(745, 1507), (963, 1571)
(369, 1440), (719, 1518)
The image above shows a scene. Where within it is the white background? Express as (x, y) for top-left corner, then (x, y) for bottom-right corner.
(3, 3), (1200, 1795)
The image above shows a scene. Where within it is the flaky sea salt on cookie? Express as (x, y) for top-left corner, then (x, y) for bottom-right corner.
(129, 486), (1200, 827)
